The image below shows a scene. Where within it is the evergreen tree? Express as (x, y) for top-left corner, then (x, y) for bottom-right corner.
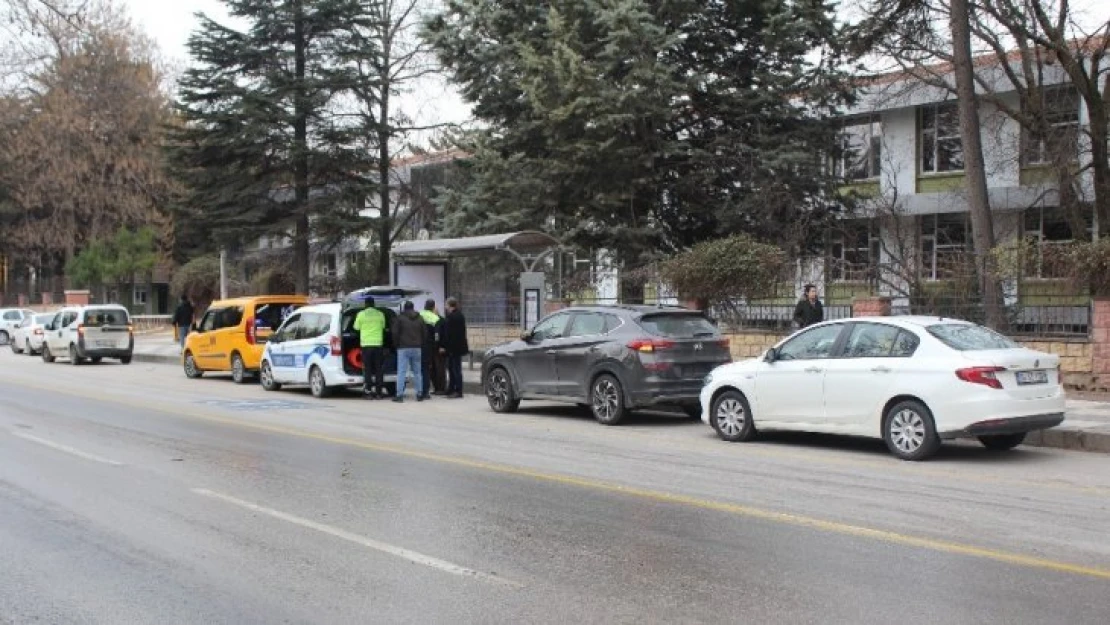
(426, 0), (851, 264)
(171, 0), (379, 294)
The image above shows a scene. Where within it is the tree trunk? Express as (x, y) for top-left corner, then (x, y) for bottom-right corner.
(376, 32), (393, 286)
(949, 0), (1005, 330)
(1088, 98), (1110, 239)
(292, 2), (311, 295)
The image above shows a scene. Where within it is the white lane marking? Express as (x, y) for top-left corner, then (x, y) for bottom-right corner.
(10, 431), (124, 466)
(191, 488), (521, 588)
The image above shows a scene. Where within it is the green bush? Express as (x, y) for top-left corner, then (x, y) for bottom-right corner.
(171, 256), (222, 309)
(660, 234), (788, 306)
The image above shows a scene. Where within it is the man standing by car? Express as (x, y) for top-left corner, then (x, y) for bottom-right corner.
(793, 284), (824, 329)
(440, 297), (469, 398)
(354, 296), (387, 399)
(419, 299), (444, 399)
(391, 300), (426, 402)
(173, 294), (194, 351)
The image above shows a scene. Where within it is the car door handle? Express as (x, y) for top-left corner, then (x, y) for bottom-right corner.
(545, 350), (558, 355)
(804, 367), (823, 373)
(871, 366), (892, 373)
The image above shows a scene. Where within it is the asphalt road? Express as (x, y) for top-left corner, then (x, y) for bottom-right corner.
(1, 350), (1109, 624)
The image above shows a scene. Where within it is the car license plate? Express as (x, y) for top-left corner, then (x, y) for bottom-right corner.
(95, 340), (114, 348)
(1015, 370), (1048, 385)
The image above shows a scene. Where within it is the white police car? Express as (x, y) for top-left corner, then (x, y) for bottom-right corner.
(259, 286), (431, 398)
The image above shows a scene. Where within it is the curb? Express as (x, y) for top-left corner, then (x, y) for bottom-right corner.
(1025, 428), (1110, 453)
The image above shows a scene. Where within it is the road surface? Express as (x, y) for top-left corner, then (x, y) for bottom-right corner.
(1, 351), (1109, 624)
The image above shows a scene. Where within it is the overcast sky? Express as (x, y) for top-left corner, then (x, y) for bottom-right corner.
(121, 0), (470, 148)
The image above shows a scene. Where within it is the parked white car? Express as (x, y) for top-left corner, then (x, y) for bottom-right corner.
(699, 316), (1066, 461)
(10, 312), (56, 355)
(0, 308), (34, 346)
(41, 305), (134, 365)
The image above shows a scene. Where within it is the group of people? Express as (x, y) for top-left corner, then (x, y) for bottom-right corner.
(354, 296), (469, 402)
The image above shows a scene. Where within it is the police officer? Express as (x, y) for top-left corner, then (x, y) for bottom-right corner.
(354, 296), (387, 399)
(418, 299), (444, 399)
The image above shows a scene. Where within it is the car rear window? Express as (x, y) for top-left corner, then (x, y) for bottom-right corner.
(926, 323), (1019, 351)
(85, 308), (130, 327)
(638, 313), (718, 338)
(255, 302), (301, 330)
(35, 315), (53, 325)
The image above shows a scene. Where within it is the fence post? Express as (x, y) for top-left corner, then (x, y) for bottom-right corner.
(852, 296), (892, 317)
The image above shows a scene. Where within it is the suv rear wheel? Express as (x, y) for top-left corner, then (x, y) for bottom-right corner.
(309, 366), (330, 398)
(591, 374), (626, 425)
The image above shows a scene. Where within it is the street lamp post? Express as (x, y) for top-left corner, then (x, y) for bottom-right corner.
(219, 249), (228, 299)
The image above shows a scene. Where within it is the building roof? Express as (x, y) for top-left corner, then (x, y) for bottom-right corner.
(390, 231), (563, 258)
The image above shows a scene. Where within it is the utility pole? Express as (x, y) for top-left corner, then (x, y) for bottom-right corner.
(219, 249), (228, 299)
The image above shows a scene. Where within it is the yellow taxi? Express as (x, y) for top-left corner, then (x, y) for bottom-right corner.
(183, 295), (308, 383)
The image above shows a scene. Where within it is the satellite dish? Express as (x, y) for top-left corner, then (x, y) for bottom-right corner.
(417, 228), (430, 241)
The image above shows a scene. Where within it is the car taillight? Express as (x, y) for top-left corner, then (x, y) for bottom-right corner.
(627, 338), (675, 353)
(245, 316), (256, 345)
(330, 335), (342, 356)
(716, 338), (730, 349)
(956, 366), (1006, 390)
(34, 328), (43, 335)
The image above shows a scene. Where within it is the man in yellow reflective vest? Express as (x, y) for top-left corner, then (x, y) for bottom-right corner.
(419, 299), (445, 399)
(354, 297), (387, 399)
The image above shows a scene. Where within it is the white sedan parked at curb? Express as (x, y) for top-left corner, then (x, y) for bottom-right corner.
(699, 316), (1066, 461)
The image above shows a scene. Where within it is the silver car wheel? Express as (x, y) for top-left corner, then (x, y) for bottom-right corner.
(487, 369), (510, 410)
(592, 378), (620, 422)
(231, 354), (246, 383)
(260, 361), (275, 390)
(715, 397), (746, 437)
(889, 408), (926, 454)
(310, 367), (326, 397)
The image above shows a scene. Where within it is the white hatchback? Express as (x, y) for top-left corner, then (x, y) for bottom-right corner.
(699, 316), (1066, 461)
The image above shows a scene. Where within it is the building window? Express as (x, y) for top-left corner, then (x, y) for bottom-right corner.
(133, 287), (147, 306)
(830, 220), (879, 281)
(1023, 205), (1093, 278)
(318, 254), (338, 277)
(921, 213), (969, 280)
(1022, 87), (1080, 166)
(836, 117), (882, 180)
(920, 103), (963, 174)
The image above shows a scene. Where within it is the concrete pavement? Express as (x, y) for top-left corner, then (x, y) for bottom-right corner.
(2, 353), (1110, 623)
(131, 332), (1110, 454)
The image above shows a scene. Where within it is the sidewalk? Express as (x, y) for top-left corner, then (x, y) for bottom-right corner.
(133, 333), (1110, 454)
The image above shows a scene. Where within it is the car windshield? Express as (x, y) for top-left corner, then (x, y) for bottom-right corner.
(638, 313), (718, 338)
(85, 309), (129, 327)
(255, 302), (302, 330)
(927, 323), (1019, 351)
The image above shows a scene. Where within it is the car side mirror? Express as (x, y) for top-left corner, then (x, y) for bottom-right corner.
(520, 331), (534, 342)
(763, 347), (778, 363)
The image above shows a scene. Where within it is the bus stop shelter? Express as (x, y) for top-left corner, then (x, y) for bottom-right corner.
(390, 231), (564, 329)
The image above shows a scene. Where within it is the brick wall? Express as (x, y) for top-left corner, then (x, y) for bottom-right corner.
(726, 331), (786, 359)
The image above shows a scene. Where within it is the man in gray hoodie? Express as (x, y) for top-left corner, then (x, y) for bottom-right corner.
(391, 300), (426, 402)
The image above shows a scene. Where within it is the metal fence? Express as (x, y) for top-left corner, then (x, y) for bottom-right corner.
(892, 296), (1090, 338)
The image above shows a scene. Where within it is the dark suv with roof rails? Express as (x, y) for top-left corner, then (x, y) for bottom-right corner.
(481, 305), (732, 425)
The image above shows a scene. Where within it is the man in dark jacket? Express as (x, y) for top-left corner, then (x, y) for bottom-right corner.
(173, 295), (194, 351)
(793, 284), (824, 329)
(391, 300), (426, 402)
(418, 299), (445, 399)
(440, 297), (469, 398)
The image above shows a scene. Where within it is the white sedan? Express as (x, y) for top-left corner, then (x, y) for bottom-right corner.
(10, 312), (55, 356)
(699, 316), (1066, 461)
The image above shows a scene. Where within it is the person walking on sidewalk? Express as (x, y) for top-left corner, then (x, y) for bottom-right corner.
(418, 299), (444, 399)
(440, 297), (469, 398)
(173, 294), (194, 351)
(793, 284), (824, 329)
(354, 297), (387, 399)
(392, 300), (426, 403)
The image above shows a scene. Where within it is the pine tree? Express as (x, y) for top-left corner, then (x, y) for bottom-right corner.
(426, 0), (852, 263)
(171, 0), (380, 294)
